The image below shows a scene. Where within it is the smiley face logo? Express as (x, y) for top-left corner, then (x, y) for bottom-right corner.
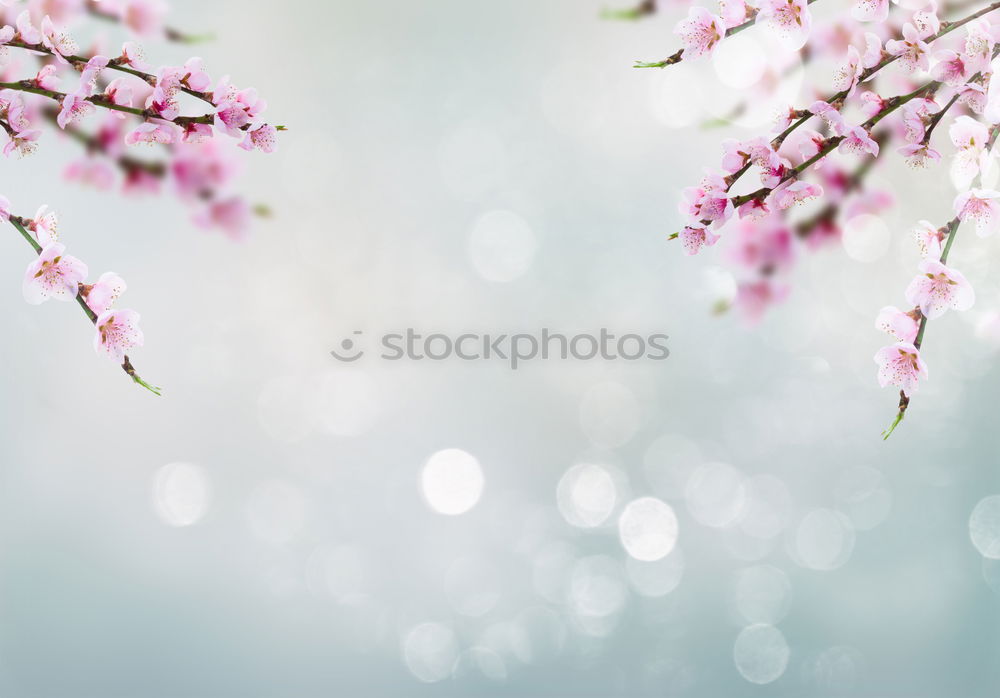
(330, 331), (364, 362)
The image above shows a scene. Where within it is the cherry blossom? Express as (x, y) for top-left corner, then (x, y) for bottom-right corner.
(40, 15), (78, 63)
(838, 126), (880, 157)
(954, 188), (1000, 237)
(734, 278), (790, 324)
(931, 50), (969, 86)
(125, 121), (178, 145)
(851, 0), (895, 23)
(28, 205), (58, 245)
(949, 116), (992, 188)
(898, 142), (941, 168)
(0, 0), (280, 394)
(833, 45), (863, 97)
(904, 259), (975, 319)
(756, 0), (812, 50)
(680, 173), (733, 225)
(679, 225), (720, 255)
(885, 23), (930, 72)
(634, 1), (1000, 435)
(914, 220), (946, 257)
(773, 180), (823, 209)
(874, 342), (927, 397)
(876, 307), (919, 344)
(83, 272), (127, 315)
(674, 7), (726, 60)
(56, 93), (94, 129)
(94, 309), (144, 362)
(22, 241), (88, 304)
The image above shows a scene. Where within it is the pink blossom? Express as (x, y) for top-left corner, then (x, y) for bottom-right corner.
(874, 342), (927, 397)
(215, 99), (251, 136)
(673, 7), (726, 60)
(0, 195), (8, 221)
(900, 97), (939, 143)
(680, 173), (733, 225)
(39, 15), (78, 63)
(858, 91), (887, 120)
(931, 50), (968, 86)
(83, 272), (126, 315)
(119, 41), (149, 70)
(146, 68), (181, 119)
(194, 196), (251, 240)
(738, 197), (770, 220)
(851, 0), (893, 22)
(772, 180), (823, 209)
(809, 100), (846, 135)
(838, 125), (879, 157)
(734, 278), (790, 324)
(28, 205), (58, 245)
(898, 142), (941, 168)
(75, 55), (109, 97)
(63, 157), (116, 189)
(181, 122), (213, 143)
(15, 10), (41, 45)
(904, 259), (975, 319)
(876, 306), (919, 344)
(862, 32), (883, 68)
(913, 219), (945, 257)
(958, 83), (988, 115)
(94, 309), (143, 362)
(719, 0), (749, 28)
(954, 188), (1000, 237)
(22, 241), (88, 304)
(3, 128), (40, 157)
(773, 106), (799, 132)
(125, 121), (178, 145)
(123, 168), (161, 195)
(833, 45), (863, 96)
(33, 64), (60, 91)
(727, 217), (794, 273)
(679, 225), (720, 255)
(238, 124), (277, 153)
(170, 142), (239, 199)
(885, 24), (930, 72)
(122, 0), (167, 37)
(103, 78), (134, 117)
(0, 25), (12, 46)
(964, 18), (995, 74)
(56, 93), (94, 129)
(1, 89), (30, 132)
(792, 128), (827, 166)
(912, 4), (940, 39)
(949, 115), (990, 188)
(180, 57), (212, 92)
(721, 136), (779, 174)
(756, 0), (812, 50)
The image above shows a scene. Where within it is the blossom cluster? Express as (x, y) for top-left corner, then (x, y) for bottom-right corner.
(640, 0), (1000, 432)
(0, 4), (280, 240)
(0, 0), (280, 392)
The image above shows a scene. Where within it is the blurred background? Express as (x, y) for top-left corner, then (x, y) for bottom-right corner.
(1, 0), (1000, 696)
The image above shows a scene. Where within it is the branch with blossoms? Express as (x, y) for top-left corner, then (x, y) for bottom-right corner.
(629, 0), (1000, 434)
(0, 4), (282, 393)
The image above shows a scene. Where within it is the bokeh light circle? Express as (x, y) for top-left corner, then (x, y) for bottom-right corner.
(421, 449), (484, 516)
(617, 497), (679, 561)
(969, 495), (1000, 558)
(733, 623), (790, 685)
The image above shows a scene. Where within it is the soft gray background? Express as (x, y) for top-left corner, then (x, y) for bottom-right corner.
(0, 1), (999, 696)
